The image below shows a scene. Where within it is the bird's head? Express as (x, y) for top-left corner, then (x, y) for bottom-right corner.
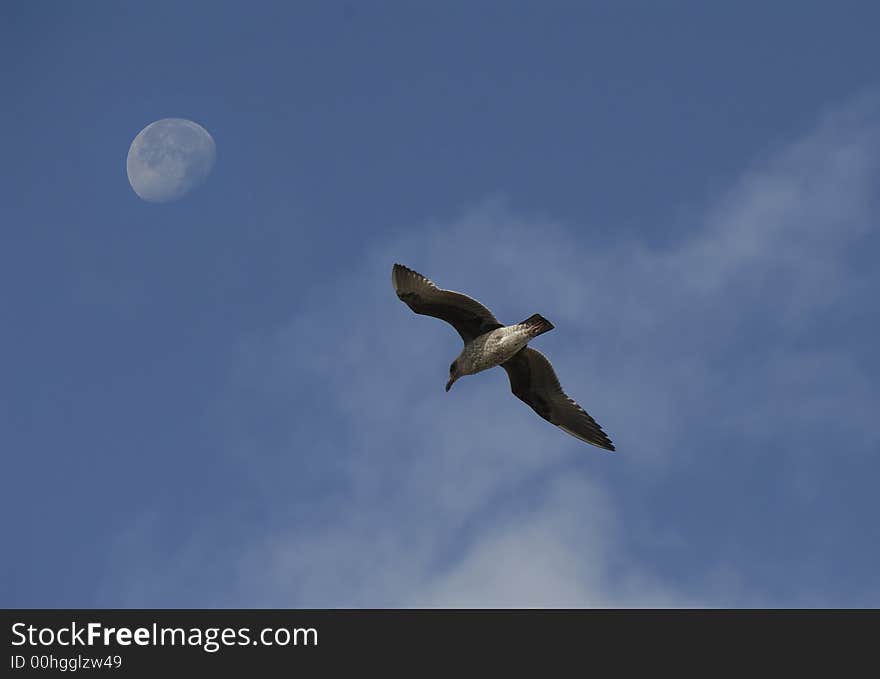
(446, 360), (461, 392)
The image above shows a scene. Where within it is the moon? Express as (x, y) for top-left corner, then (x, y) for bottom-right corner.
(126, 118), (216, 203)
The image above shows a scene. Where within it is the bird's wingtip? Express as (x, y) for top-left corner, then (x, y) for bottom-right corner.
(558, 424), (616, 452)
(392, 262), (410, 287)
(592, 439), (616, 452)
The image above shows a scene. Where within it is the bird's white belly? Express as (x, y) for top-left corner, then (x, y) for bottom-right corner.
(466, 328), (531, 373)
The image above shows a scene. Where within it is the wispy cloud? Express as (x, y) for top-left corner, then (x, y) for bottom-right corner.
(102, 95), (880, 607)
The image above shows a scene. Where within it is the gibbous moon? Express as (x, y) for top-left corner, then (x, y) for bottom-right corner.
(126, 118), (216, 203)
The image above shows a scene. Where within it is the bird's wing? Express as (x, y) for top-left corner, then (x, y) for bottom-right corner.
(392, 263), (502, 342)
(501, 347), (615, 451)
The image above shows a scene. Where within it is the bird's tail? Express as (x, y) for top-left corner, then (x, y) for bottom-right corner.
(518, 313), (554, 338)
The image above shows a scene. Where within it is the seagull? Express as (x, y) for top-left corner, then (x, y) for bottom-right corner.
(392, 263), (615, 451)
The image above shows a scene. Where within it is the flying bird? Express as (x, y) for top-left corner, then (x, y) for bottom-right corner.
(392, 263), (615, 451)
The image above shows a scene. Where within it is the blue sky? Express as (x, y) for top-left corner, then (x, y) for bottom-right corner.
(2, 1), (879, 607)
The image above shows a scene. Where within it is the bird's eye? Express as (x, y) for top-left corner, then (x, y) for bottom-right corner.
(450, 362), (457, 373)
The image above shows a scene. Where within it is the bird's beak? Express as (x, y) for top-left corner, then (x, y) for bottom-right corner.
(445, 377), (455, 392)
